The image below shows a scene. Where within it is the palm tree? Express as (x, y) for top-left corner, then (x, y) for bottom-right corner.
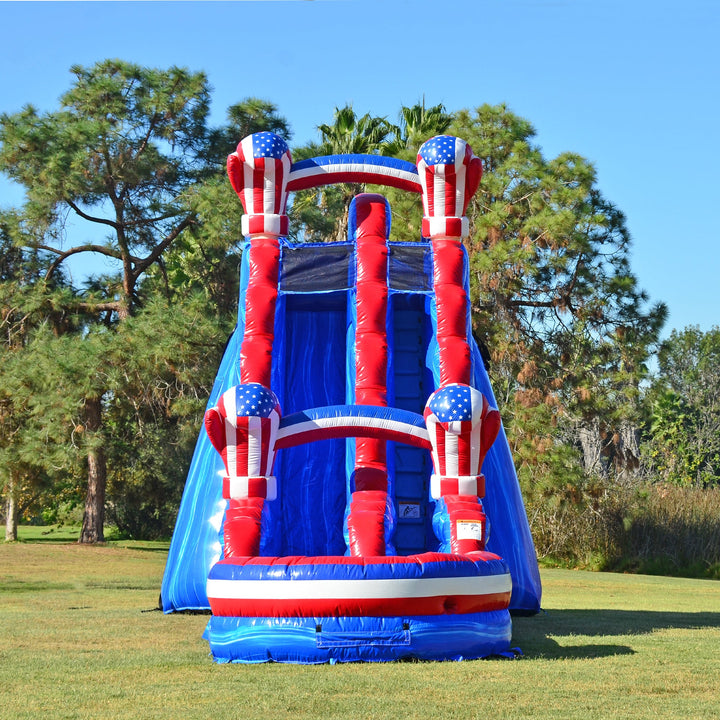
(288, 106), (396, 243)
(289, 103), (453, 243)
(391, 101), (453, 158)
(317, 105), (396, 156)
(204, 98), (291, 168)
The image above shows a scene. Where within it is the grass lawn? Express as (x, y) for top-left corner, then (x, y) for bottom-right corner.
(1, 531), (719, 719)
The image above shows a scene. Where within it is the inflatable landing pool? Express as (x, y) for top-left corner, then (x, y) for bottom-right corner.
(161, 132), (542, 663)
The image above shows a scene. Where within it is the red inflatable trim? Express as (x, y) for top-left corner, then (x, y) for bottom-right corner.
(433, 238), (471, 385)
(224, 498), (264, 558)
(445, 495), (487, 554)
(349, 194), (390, 555)
(208, 592), (509, 618)
(217, 551), (501, 567)
(347, 495), (386, 557)
(240, 238), (279, 387)
(354, 193), (389, 483)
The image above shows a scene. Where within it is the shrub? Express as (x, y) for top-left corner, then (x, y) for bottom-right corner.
(622, 484), (720, 577)
(527, 481), (720, 579)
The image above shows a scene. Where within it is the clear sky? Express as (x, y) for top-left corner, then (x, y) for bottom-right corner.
(1, 0), (718, 339)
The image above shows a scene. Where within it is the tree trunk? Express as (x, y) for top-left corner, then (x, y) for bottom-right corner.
(4, 472), (19, 542)
(613, 421), (641, 483)
(577, 421), (608, 478)
(79, 396), (107, 544)
(334, 187), (361, 243)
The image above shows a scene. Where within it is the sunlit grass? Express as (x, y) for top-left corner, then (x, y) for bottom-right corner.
(1, 537), (719, 719)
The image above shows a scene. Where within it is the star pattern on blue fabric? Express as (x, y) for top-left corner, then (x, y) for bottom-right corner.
(428, 384), (472, 422)
(418, 135), (457, 166)
(234, 383), (279, 417)
(252, 132), (289, 159)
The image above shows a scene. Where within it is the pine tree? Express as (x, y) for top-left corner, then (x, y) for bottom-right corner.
(451, 104), (666, 490)
(0, 61), (212, 541)
(0, 63), (291, 541)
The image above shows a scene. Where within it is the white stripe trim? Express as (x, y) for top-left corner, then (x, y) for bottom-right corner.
(241, 213), (286, 237)
(433, 165), (446, 216)
(207, 572), (511, 601)
(418, 160), (430, 215)
(426, 416), (441, 476)
(445, 431), (459, 477)
(223, 388), (237, 477)
(424, 216), (469, 239)
(266, 412), (280, 476)
(240, 136), (256, 214)
(430, 474), (483, 499)
(457, 476), (480, 496)
(246, 415), (262, 476)
(470, 426), (481, 476)
(454, 141), (466, 216)
(430, 474), (442, 500)
(276, 416), (430, 444)
(226, 476), (277, 502)
(263, 160), (276, 215)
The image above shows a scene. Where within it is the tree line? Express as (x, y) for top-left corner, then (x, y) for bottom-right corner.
(1, 59), (717, 545)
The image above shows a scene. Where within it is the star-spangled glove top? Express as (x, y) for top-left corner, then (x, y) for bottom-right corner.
(427, 384), (472, 422)
(233, 383), (279, 418)
(418, 135), (458, 166)
(251, 132), (289, 159)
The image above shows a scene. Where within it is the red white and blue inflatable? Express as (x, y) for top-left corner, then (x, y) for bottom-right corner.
(161, 131), (542, 663)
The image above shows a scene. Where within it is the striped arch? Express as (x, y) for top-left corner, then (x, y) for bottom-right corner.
(287, 154), (422, 194)
(275, 405), (432, 451)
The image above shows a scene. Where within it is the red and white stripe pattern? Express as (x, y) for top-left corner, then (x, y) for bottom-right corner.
(207, 572), (511, 617)
(417, 135), (482, 240)
(205, 384), (281, 500)
(276, 406), (431, 450)
(207, 554), (512, 618)
(286, 155), (422, 194)
(422, 216), (469, 240)
(424, 384), (501, 499)
(227, 132), (292, 237)
(431, 475), (486, 499)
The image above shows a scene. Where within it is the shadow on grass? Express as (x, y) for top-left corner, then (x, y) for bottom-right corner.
(107, 543), (170, 554)
(16, 528), (81, 544)
(14, 528), (170, 553)
(512, 608), (720, 660)
(0, 579), (75, 593)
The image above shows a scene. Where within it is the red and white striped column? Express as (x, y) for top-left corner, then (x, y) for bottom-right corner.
(416, 135), (483, 387)
(418, 136), (497, 553)
(423, 384), (501, 553)
(227, 132), (291, 388)
(214, 132), (291, 555)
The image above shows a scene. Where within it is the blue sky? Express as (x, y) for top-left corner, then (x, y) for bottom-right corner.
(1, 0), (718, 339)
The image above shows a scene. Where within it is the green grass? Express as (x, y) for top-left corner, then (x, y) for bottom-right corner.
(1, 536), (719, 720)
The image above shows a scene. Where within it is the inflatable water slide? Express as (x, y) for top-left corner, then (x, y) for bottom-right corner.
(161, 131), (542, 663)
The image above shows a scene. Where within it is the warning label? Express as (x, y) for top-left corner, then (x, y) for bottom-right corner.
(456, 520), (484, 541)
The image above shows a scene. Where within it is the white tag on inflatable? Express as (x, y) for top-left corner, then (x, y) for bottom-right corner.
(456, 520), (483, 541)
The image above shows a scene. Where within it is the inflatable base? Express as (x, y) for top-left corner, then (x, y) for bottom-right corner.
(204, 552), (513, 663)
(203, 610), (513, 664)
